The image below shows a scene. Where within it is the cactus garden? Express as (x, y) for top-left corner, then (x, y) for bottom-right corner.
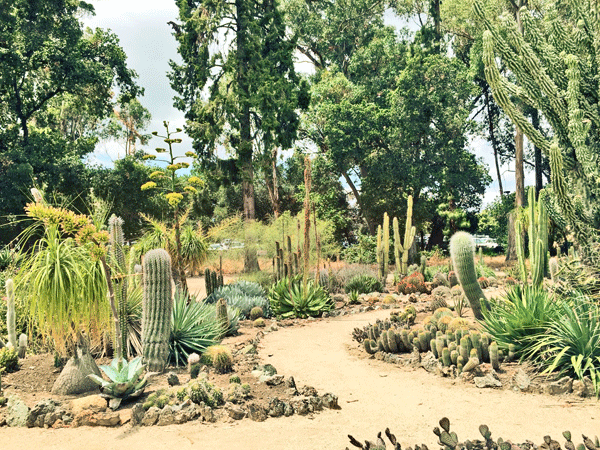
(2, 0), (600, 448)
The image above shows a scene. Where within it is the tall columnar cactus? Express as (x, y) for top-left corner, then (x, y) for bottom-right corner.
(449, 232), (485, 320)
(109, 215), (128, 359)
(216, 298), (229, 338)
(394, 195), (416, 276)
(5, 279), (16, 349)
(142, 249), (173, 373)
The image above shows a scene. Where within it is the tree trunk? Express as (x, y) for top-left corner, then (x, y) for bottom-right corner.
(51, 334), (101, 395)
(505, 209), (517, 262)
(341, 171), (374, 234)
(485, 90), (504, 198)
(515, 126), (525, 207)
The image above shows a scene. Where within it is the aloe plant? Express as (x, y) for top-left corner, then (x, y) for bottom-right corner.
(88, 356), (147, 409)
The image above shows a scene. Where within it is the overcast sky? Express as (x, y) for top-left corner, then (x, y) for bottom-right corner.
(83, 0), (535, 207)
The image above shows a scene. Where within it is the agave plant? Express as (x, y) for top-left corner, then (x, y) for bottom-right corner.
(88, 356), (147, 409)
(269, 275), (333, 319)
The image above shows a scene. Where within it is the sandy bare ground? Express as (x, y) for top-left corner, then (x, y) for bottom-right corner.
(2, 308), (598, 450)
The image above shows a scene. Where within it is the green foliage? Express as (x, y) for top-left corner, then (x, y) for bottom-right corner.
(88, 357), (147, 401)
(341, 233), (377, 264)
(526, 294), (600, 393)
(169, 290), (221, 367)
(344, 275), (382, 295)
(236, 271), (275, 292)
(269, 275), (334, 318)
(0, 347), (19, 374)
(481, 285), (561, 358)
(477, 194), (515, 248)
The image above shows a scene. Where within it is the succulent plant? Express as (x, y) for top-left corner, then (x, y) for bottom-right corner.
(142, 249), (172, 373)
(249, 306), (264, 320)
(88, 356), (147, 409)
(202, 344), (233, 373)
(450, 232), (486, 320)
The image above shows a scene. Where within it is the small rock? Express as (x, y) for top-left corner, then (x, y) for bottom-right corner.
(167, 372), (180, 386)
(26, 399), (60, 428)
(572, 377), (594, 397)
(420, 352), (439, 374)
(131, 403), (145, 426)
(321, 393), (339, 409)
(290, 398), (309, 415)
(247, 402), (268, 422)
(512, 369), (531, 391)
(285, 376), (296, 389)
(283, 403), (294, 416)
(157, 405), (175, 426)
(267, 397), (285, 417)
(300, 385), (318, 397)
(474, 373), (502, 388)
(241, 344), (257, 355)
(70, 395), (107, 416)
(7, 396), (30, 427)
(265, 374), (285, 386)
(73, 410), (121, 427)
(308, 396), (323, 411)
(544, 376), (573, 395)
(225, 402), (246, 420)
(141, 406), (160, 426)
(196, 402), (216, 422)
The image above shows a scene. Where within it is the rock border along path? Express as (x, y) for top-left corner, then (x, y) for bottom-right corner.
(3, 309), (598, 450)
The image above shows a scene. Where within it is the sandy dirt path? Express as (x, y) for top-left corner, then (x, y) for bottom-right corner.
(2, 309), (598, 450)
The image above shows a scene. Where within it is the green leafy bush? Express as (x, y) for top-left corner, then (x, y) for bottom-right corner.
(344, 274), (382, 294)
(481, 285), (561, 358)
(341, 233), (377, 264)
(169, 290), (221, 366)
(323, 264), (378, 293)
(476, 263), (496, 278)
(269, 275), (333, 318)
(0, 347), (19, 373)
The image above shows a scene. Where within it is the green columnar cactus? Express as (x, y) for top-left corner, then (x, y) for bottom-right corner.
(109, 215), (128, 359)
(450, 349), (458, 366)
(489, 341), (500, 370)
(420, 254), (427, 277)
(515, 219), (527, 282)
(528, 187), (549, 287)
(205, 268), (212, 296)
(377, 213), (390, 284)
(364, 339), (378, 355)
(381, 331), (390, 353)
(449, 232), (486, 320)
(441, 348), (451, 367)
(377, 224), (383, 282)
(418, 332), (429, 352)
(5, 279), (16, 349)
(395, 196), (416, 276)
(463, 348), (480, 372)
(387, 329), (398, 353)
(481, 333), (490, 363)
(17, 334), (27, 359)
(469, 331), (482, 361)
(400, 330), (410, 350)
(216, 298), (230, 338)
(142, 249), (173, 373)
(459, 336), (470, 363)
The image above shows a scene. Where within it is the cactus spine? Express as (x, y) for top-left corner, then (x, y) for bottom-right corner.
(449, 232), (486, 320)
(142, 249), (173, 373)
(394, 195), (416, 276)
(5, 279), (16, 349)
(109, 215), (128, 359)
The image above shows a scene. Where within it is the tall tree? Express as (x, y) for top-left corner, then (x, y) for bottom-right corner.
(169, 0), (308, 222)
(0, 0), (141, 243)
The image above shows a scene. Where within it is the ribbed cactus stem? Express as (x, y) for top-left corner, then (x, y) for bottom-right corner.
(216, 298), (229, 338)
(399, 195), (416, 275)
(377, 224), (383, 281)
(383, 213), (390, 283)
(515, 220), (527, 282)
(5, 279), (16, 349)
(17, 333), (27, 359)
(109, 215), (128, 360)
(450, 232), (486, 320)
(393, 217), (401, 274)
(142, 249), (173, 373)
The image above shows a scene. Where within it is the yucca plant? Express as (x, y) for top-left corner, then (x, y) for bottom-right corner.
(480, 285), (561, 358)
(269, 275), (333, 319)
(345, 274), (382, 295)
(526, 294), (600, 395)
(169, 289), (221, 366)
(124, 283), (143, 357)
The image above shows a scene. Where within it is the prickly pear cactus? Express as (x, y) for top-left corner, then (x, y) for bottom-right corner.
(142, 249), (173, 373)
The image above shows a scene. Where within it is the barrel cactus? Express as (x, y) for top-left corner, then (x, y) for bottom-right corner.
(142, 249), (173, 373)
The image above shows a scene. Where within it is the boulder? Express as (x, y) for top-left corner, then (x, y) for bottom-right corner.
(474, 373), (502, 388)
(225, 402), (246, 420)
(512, 369), (531, 391)
(544, 376), (573, 396)
(70, 395), (107, 416)
(141, 406), (160, 426)
(247, 402), (268, 422)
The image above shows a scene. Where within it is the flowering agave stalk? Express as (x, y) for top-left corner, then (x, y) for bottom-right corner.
(88, 356), (148, 410)
(140, 121), (204, 293)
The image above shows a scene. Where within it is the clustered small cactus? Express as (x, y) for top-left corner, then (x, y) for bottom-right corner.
(355, 310), (508, 374)
(347, 417), (600, 450)
(397, 272), (428, 295)
(205, 268), (224, 297)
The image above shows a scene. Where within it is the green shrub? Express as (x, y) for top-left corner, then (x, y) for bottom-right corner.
(0, 347), (19, 373)
(322, 264), (378, 294)
(269, 275), (333, 319)
(344, 274), (382, 294)
(236, 271), (275, 292)
(341, 233), (377, 264)
(481, 285), (561, 358)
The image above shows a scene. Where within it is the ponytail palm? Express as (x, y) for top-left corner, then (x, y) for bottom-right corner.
(17, 225), (111, 355)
